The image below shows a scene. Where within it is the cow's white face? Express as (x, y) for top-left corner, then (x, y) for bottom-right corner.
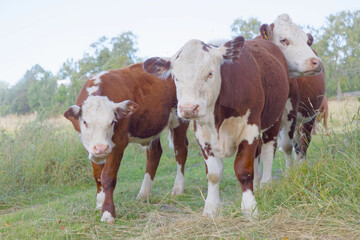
(143, 37), (244, 124)
(261, 14), (323, 78)
(64, 96), (138, 164)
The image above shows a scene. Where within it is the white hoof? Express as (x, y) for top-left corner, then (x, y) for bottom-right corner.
(100, 211), (115, 223)
(241, 189), (258, 216)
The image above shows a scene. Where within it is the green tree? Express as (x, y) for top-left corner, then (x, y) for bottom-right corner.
(0, 81), (9, 115)
(313, 10), (360, 97)
(231, 17), (262, 40)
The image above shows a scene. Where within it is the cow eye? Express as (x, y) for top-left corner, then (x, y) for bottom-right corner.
(280, 39), (290, 46)
(83, 120), (88, 127)
(208, 72), (213, 78)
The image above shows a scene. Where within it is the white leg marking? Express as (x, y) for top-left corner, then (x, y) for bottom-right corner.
(172, 162), (185, 195)
(241, 189), (258, 216)
(279, 100), (295, 169)
(260, 140), (275, 186)
(167, 130), (174, 150)
(203, 156), (223, 216)
(253, 156), (261, 191)
(96, 187), (105, 210)
(100, 210), (115, 223)
(136, 173), (153, 199)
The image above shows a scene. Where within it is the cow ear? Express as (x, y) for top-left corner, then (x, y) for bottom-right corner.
(307, 33), (314, 46)
(143, 57), (172, 79)
(260, 24), (274, 41)
(114, 100), (139, 119)
(221, 36), (245, 62)
(64, 105), (81, 120)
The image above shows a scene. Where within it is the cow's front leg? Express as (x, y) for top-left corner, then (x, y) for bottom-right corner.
(170, 120), (189, 195)
(91, 161), (105, 210)
(137, 138), (162, 199)
(100, 147), (124, 223)
(234, 139), (259, 216)
(198, 142), (223, 216)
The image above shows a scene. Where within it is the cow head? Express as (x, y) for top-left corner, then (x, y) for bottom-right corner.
(260, 14), (323, 78)
(64, 96), (139, 164)
(143, 36), (244, 124)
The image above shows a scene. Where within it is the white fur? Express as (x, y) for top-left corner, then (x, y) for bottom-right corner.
(168, 108), (180, 129)
(172, 162), (185, 195)
(171, 40), (224, 124)
(260, 140), (275, 185)
(272, 14), (321, 77)
(96, 187), (105, 210)
(137, 173), (153, 199)
(128, 134), (159, 147)
(241, 189), (258, 216)
(92, 71), (108, 84)
(203, 180), (221, 216)
(195, 110), (259, 159)
(203, 156), (223, 216)
(279, 99), (295, 168)
(100, 210), (115, 223)
(79, 96), (131, 163)
(86, 86), (99, 95)
(253, 156), (261, 191)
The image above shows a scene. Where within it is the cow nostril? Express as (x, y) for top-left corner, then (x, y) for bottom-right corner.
(93, 144), (109, 154)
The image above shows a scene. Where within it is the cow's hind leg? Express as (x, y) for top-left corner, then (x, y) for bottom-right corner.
(91, 161), (105, 210)
(295, 118), (316, 162)
(279, 98), (298, 169)
(169, 120), (189, 195)
(137, 138), (162, 199)
(260, 119), (281, 187)
(234, 139), (259, 216)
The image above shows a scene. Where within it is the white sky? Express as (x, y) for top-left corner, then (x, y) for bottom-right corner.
(0, 0), (359, 86)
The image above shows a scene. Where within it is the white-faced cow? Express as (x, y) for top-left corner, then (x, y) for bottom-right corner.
(259, 14), (325, 166)
(64, 63), (189, 223)
(144, 36), (290, 216)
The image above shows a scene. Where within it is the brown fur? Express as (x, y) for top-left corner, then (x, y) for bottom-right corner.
(64, 63), (189, 222)
(212, 38), (289, 191)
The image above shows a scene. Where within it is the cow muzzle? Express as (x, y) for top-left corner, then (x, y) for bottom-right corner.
(179, 104), (200, 119)
(305, 57), (323, 75)
(93, 144), (110, 156)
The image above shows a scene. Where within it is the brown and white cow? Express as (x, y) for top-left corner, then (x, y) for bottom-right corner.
(259, 14), (325, 166)
(144, 36), (290, 216)
(64, 63), (189, 223)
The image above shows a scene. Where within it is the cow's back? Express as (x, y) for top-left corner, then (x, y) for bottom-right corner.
(244, 39), (290, 129)
(76, 63), (177, 139)
(215, 46), (264, 129)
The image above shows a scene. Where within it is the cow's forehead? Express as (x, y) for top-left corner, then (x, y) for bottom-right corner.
(172, 40), (220, 72)
(82, 96), (115, 122)
(273, 15), (307, 39)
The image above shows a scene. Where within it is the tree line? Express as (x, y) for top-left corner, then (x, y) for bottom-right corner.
(0, 10), (359, 117)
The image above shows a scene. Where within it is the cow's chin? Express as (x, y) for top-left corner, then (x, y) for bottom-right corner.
(289, 67), (323, 78)
(89, 153), (107, 165)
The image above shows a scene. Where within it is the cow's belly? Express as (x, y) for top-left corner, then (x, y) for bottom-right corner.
(195, 110), (260, 159)
(128, 134), (161, 147)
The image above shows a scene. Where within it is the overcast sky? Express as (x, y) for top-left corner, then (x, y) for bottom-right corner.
(0, 0), (359, 86)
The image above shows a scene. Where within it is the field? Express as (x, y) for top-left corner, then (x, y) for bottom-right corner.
(0, 98), (359, 239)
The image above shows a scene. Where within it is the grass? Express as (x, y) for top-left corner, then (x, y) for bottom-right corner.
(0, 98), (359, 239)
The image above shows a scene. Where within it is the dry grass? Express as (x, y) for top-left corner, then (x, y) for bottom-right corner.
(326, 97), (360, 133)
(0, 113), (71, 131)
